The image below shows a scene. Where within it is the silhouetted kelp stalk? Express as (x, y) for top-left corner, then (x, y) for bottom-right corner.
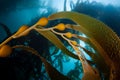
(0, 23), (12, 37)
(0, 11), (120, 80)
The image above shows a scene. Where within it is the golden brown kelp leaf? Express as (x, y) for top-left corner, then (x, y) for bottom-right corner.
(80, 58), (101, 80)
(12, 45), (70, 80)
(35, 26), (79, 60)
(82, 72), (100, 80)
(48, 11), (120, 79)
(82, 63), (101, 80)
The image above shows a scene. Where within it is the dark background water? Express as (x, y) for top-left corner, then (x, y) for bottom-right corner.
(0, 0), (120, 80)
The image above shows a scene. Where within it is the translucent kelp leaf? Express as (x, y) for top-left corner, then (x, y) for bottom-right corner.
(12, 45), (70, 80)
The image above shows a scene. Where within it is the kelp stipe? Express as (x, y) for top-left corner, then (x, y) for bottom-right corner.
(0, 11), (120, 80)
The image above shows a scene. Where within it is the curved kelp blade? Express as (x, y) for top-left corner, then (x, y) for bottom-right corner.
(0, 23), (12, 42)
(12, 45), (71, 80)
(0, 23), (12, 37)
(48, 11), (120, 66)
(35, 27), (79, 60)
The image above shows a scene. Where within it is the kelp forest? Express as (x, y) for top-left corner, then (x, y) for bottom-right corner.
(0, 0), (120, 80)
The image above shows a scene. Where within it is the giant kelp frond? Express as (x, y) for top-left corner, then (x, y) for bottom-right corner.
(12, 45), (70, 80)
(48, 11), (120, 79)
